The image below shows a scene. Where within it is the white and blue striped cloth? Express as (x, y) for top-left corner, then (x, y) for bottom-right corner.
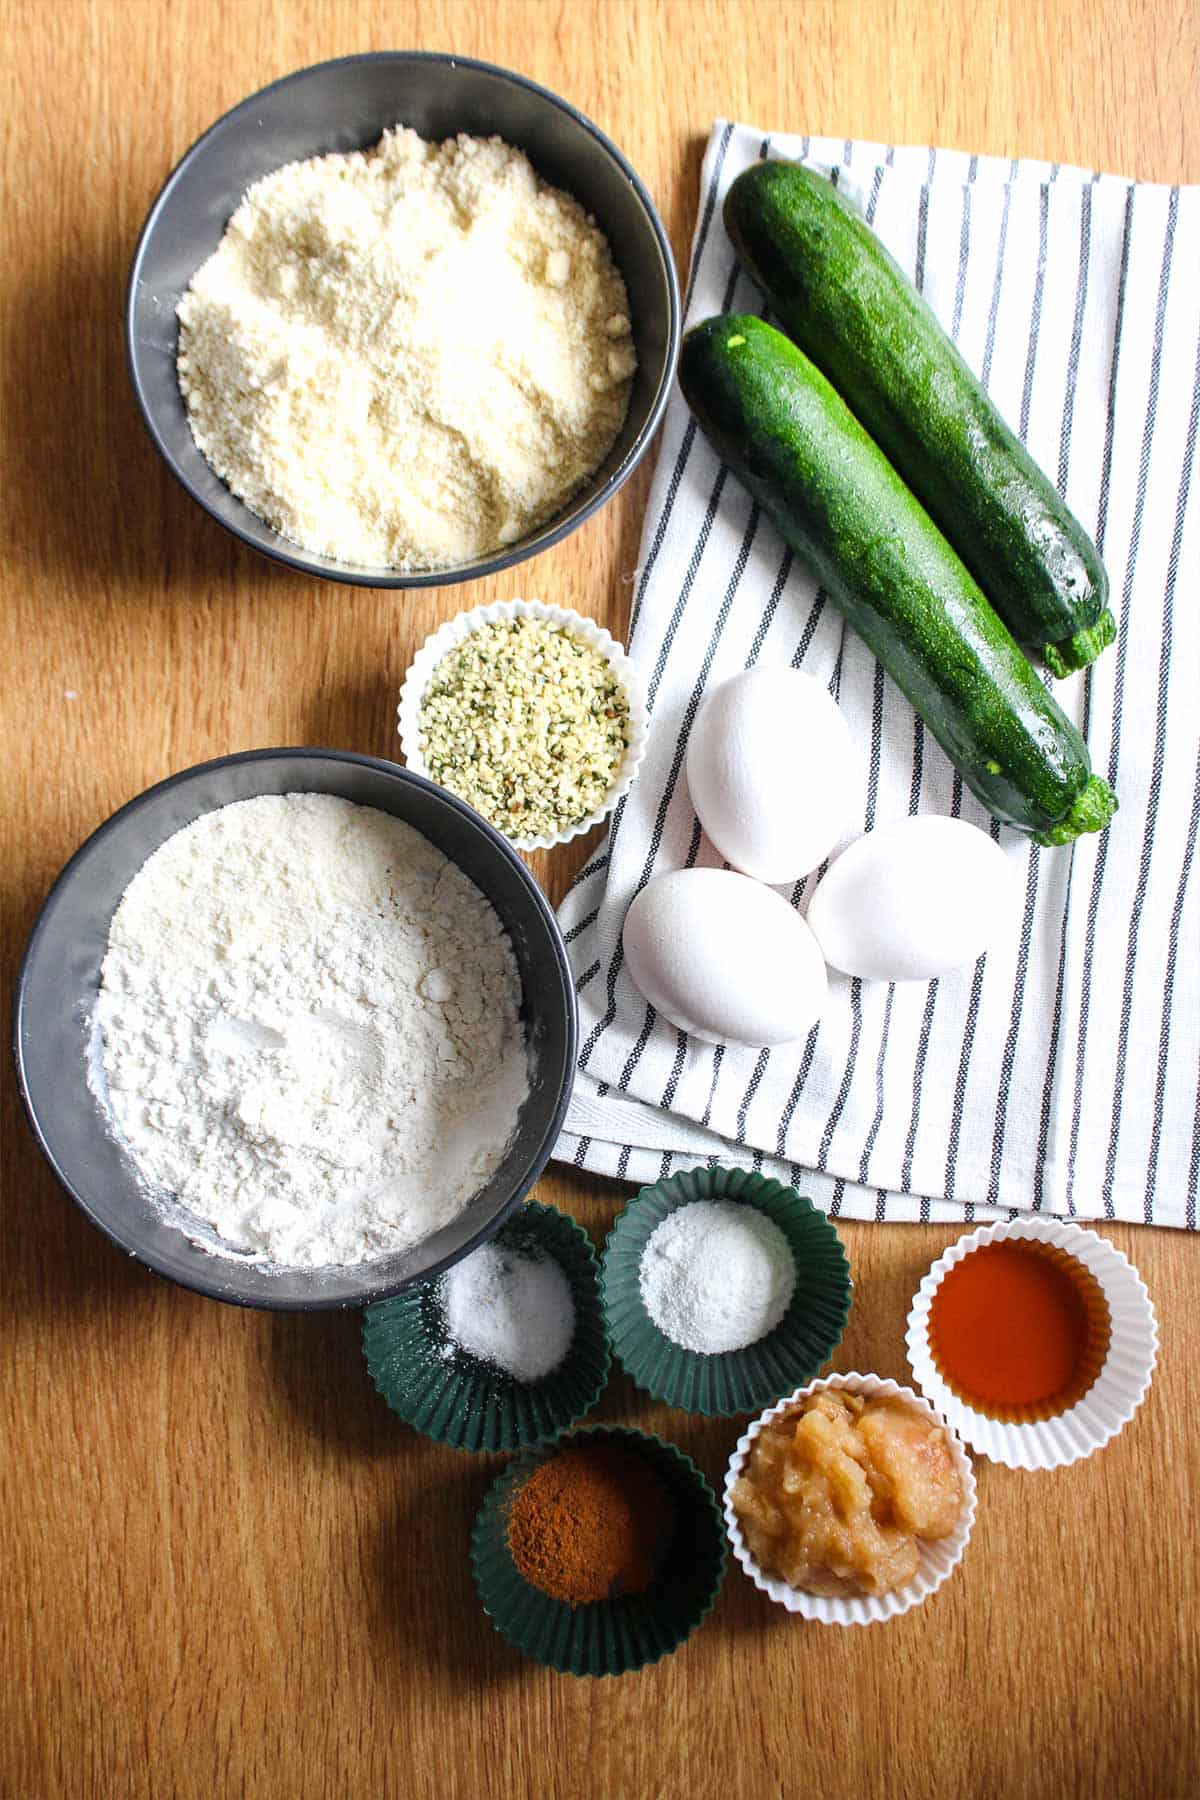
(555, 125), (1200, 1228)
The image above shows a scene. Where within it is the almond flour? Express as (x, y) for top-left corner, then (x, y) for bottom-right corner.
(176, 127), (636, 570)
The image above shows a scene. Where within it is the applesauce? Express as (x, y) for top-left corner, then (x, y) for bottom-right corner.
(730, 1389), (962, 1597)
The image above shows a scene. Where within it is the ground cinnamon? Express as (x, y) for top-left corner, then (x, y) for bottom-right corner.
(507, 1442), (675, 1606)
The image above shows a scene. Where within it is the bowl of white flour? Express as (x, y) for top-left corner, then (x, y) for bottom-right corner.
(127, 53), (680, 586)
(13, 750), (577, 1310)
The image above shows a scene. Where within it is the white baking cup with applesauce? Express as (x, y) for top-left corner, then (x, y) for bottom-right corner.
(905, 1218), (1158, 1472)
(722, 1371), (977, 1625)
(398, 598), (649, 853)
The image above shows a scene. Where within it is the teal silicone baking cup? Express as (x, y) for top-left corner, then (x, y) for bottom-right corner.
(470, 1424), (726, 1676)
(362, 1202), (610, 1453)
(601, 1166), (852, 1416)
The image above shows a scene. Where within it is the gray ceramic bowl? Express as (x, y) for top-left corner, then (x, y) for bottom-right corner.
(127, 52), (681, 587)
(13, 750), (577, 1310)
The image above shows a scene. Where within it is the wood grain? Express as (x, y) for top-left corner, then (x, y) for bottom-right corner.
(3, 2), (1197, 1796)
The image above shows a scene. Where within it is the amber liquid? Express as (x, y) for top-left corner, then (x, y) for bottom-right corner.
(928, 1239), (1110, 1423)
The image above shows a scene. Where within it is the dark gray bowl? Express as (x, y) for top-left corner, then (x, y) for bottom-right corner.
(127, 52), (681, 587)
(13, 750), (577, 1311)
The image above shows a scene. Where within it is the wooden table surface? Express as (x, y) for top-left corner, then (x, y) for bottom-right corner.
(4, 2), (1197, 1795)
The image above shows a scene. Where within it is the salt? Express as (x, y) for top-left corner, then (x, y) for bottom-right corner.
(638, 1200), (795, 1355)
(439, 1240), (575, 1383)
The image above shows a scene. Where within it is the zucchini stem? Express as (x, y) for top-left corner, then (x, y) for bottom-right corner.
(1034, 775), (1119, 846)
(1043, 610), (1118, 679)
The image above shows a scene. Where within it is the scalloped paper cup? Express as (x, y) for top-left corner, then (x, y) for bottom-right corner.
(362, 1202), (611, 1453)
(601, 1165), (851, 1417)
(905, 1218), (1158, 1470)
(397, 598), (649, 851)
(723, 1372), (977, 1625)
(470, 1424), (726, 1675)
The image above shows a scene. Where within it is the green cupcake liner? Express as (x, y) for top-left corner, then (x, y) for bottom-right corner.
(362, 1202), (611, 1453)
(601, 1165), (852, 1417)
(470, 1425), (726, 1676)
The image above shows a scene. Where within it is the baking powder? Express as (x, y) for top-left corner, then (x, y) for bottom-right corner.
(638, 1200), (795, 1354)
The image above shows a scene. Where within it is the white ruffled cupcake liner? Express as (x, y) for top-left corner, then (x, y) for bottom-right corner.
(397, 598), (649, 852)
(905, 1218), (1158, 1471)
(722, 1371), (977, 1626)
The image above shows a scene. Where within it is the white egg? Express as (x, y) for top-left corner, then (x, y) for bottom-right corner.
(686, 666), (858, 884)
(806, 816), (1019, 982)
(622, 868), (828, 1048)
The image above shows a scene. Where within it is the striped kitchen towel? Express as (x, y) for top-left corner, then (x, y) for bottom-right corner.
(554, 125), (1200, 1227)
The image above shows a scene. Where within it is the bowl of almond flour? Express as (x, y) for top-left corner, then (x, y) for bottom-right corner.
(127, 53), (680, 587)
(13, 750), (577, 1310)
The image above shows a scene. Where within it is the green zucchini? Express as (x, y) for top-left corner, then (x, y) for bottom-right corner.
(723, 160), (1115, 678)
(678, 315), (1116, 843)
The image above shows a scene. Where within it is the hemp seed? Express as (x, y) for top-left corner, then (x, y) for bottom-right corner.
(417, 617), (631, 839)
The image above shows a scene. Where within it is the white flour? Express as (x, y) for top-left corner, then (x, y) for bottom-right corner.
(90, 794), (529, 1267)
